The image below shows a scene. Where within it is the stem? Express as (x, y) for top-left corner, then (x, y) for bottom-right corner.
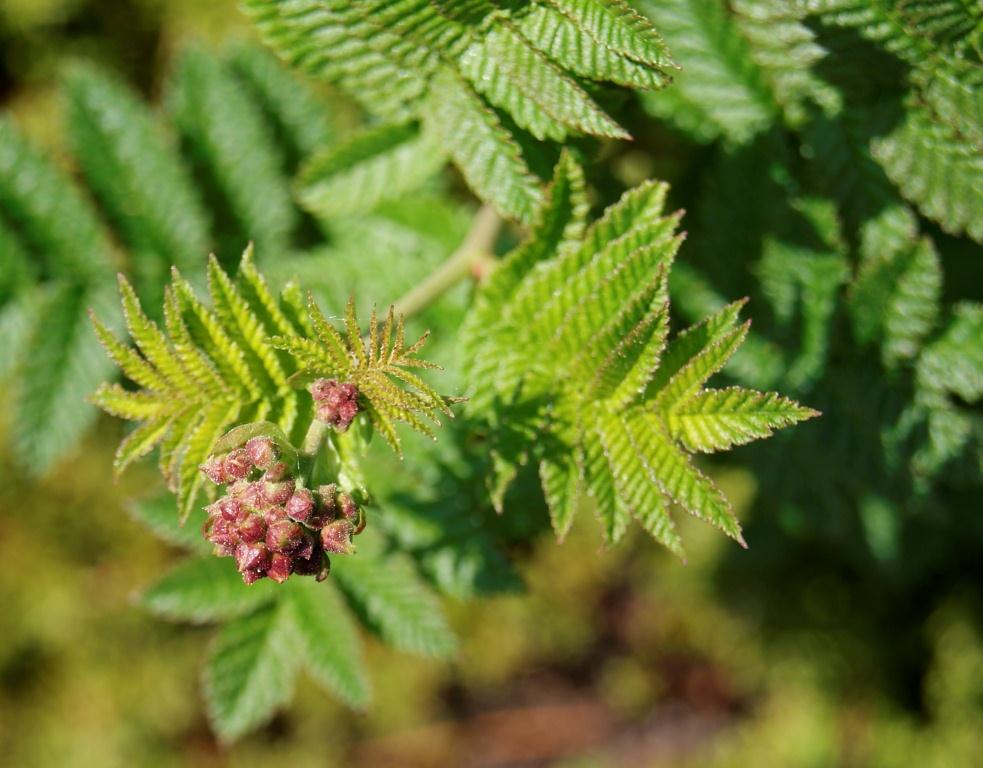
(391, 205), (501, 319)
(300, 419), (328, 458)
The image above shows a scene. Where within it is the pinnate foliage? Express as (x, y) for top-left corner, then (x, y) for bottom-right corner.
(242, 0), (678, 222)
(462, 156), (817, 553)
(271, 294), (454, 456)
(0, 44), (331, 475)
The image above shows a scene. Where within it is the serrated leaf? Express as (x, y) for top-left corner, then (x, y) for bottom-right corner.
(332, 551), (457, 658)
(144, 557), (278, 624)
(666, 387), (819, 453)
(203, 601), (301, 743)
(127, 494), (211, 553)
(287, 579), (371, 710)
(422, 70), (543, 224)
(296, 122), (445, 220)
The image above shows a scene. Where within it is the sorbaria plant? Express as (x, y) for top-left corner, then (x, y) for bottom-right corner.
(42, 0), (977, 744)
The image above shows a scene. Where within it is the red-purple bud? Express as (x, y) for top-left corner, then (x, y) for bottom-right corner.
(267, 553), (293, 584)
(201, 455), (228, 485)
(235, 542), (271, 574)
(295, 531), (315, 561)
(245, 437), (277, 470)
(285, 488), (315, 523)
(310, 379), (360, 431)
(223, 448), (252, 481)
(240, 481), (267, 511)
(264, 479), (295, 507)
(293, 547), (329, 581)
(266, 519), (305, 554)
(337, 492), (365, 534)
(217, 497), (243, 522)
(238, 513), (267, 545)
(320, 520), (355, 555)
(241, 568), (266, 585)
(204, 516), (238, 556)
(264, 461), (290, 482)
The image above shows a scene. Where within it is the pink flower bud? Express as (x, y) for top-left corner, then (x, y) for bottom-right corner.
(264, 479), (295, 507)
(267, 553), (293, 584)
(266, 519), (305, 554)
(285, 488), (315, 523)
(293, 547), (329, 581)
(238, 513), (267, 545)
(223, 448), (252, 481)
(240, 481), (267, 511)
(336, 492), (365, 533)
(264, 461), (290, 482)
(241, 568), (266, 585)
(204, 516), (238, 556)
(320, 520), (355, 555)
(201, 455), (228, 485)
(245, 437), (277, 470)
(235, 542), (271, 574)
(310, 379), (360, 431)
(217, 497), (243, 522)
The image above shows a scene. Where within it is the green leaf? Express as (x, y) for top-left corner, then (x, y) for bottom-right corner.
(635, 0), (775, 144)
(127, 494), (211, 554)
(463, 158), (815, 552)
(871, 98), (983, 243)
(332, 549), (457, 659)
(460, 23), (629, 141)
(203, 600), (301, 743)
(287, 579), (371, 709)
(143, 557), (278, 624)
(65, 63), (210, 297)
(166, 46), (296, 260)
(296, 122), (445, 220)
(666, 387), (820, 453)
(15, 282), (117, 473)
(229, 42), (335, 165)
(0, 118), (114, 279)
(422, 71), (543, 223)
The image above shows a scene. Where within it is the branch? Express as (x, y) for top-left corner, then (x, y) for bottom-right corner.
(392, 205), (501, 319)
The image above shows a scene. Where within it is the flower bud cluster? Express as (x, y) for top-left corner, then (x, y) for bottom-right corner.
(310, 379), (360, 432)
(200, 437), (365, 585)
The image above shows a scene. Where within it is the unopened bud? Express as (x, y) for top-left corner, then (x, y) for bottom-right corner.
(310, 379), (360, 431)
(245, 437), (277, 470)
(294, 548), (330, 581)
(267, 553), (293, 584)
(201, 455), (228, 485)
(216, 497), (243, 522)
(241, 568), (266, 585)
(285, 488), (315, 524)
(337, 492), (365, 534)
(266, 519), (305, 554)
(223, 448), (252, 481)
(264, 478), (295, 507)
(320, 520), (355, 555)
(204, 516), (238, 556)
(240, 481), (267, 511)
(238, 513), (267, 545)
(235, 542), (271, 574)
(264, 461), (290, 482)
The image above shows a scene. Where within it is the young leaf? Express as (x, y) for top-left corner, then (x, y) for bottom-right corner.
(463, 157), (817, 552)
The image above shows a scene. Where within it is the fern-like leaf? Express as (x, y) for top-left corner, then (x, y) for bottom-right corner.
(90, 248), (304, 519)
(464, 158), (817, 552)
(271, 297), (453, 457)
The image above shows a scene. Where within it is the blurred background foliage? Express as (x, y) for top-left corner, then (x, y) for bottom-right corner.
(0, 0), (981, 766)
